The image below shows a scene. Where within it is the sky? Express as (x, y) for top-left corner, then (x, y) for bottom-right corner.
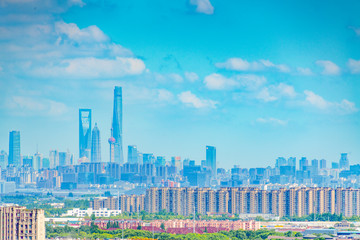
(0, 0), (360, 169)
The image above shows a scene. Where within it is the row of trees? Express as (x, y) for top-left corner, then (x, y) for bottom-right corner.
(46, 224), (301, 240)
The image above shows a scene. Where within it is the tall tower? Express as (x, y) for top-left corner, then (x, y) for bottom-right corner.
(9, 131), (20, 166)
(79, 109), (92, 160)
(206, 146), (216, 178)
(112, 86), (124, 164)
(108, 128), (115, 163)
(91, 123), (101, 163)
(339, 153), (349, 170)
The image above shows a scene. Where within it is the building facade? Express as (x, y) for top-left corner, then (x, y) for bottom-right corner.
(91, 123), (101, 163)
(0, 206), (45, 240)
(79, 109), (92, 160)
(8, 131), (20, 166)
(112, 86), (124, 165)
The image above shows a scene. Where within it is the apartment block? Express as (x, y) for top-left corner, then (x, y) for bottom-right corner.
(0, 206), (45, 240)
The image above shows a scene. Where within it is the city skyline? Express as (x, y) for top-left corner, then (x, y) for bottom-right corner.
(0, 0), (360, 168)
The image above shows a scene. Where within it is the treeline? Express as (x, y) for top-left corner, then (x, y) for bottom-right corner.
(46, 225), (301, 240)
(280, 213), (358, 222)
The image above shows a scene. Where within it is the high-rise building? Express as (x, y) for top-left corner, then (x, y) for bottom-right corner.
(59, 152), (71, 166)
(34, 152), (42, 170)
(299, 157), (308, 171)
(112, 86), (124, 164)
(79, 109), (92, 160)
(0, 206), (45, 240)
(9, 131), (20, 166)
(128, 145), (139, 164)
(0, 151), (8, 169)
(339, 153), (349, 170)
(288, 157), (296, 168)
(320, 159), (327, 169)
(91, 123), (101, 163)
(22, 156), (33, 167)
(206, 146), (216, 178)
(275, 157), (287, 167)
(156, 156), (166, 167)
(171, 156), (182, 173)
(49, 150), (59, 168)
(143, 153), (155, 164)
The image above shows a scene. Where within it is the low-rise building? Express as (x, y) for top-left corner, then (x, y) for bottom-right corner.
(62, 208), (121, 218)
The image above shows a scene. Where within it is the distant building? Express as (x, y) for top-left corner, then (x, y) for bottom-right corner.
(0, 181), (15, 194)
(0, 151), (8, 168)
(34, 152), (43, 170)
(91, 123), (101, 163)
(62, 208), (121, 218)
(128, 145), (140, 164)
(299, 157), (308, 171)
(171, 156), (182, 173)
(8, 131), (20, 166)
(339, 153), (349, 170)
(143, 153), (155, 164)
(320, 159), (327, 169)
(49, 150), (59, 168)
(22, 155), (33, 167)
(332, 162), (339, 169)
(156, 156), (166, 167)
(79, 109), (92, 160)
(0, 206), (45, 240)
(206, 146), (216, 178)
(112, 86), (124, 164)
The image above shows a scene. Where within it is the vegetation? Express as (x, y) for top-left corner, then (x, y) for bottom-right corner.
(280, 213), (345, 222)
(46, 225), (293, 240)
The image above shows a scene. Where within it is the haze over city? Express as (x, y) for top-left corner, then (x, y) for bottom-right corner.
(1, 0), (360, 168)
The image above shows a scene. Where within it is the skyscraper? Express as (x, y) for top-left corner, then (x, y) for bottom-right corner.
(320, 159), (327, 169)
(8, 131), (20, 166)
(79, 109), (92, 160)
(91, 123), (101, 163)
(339, 153), (349, 169)
(128, 145), (139, 164)
(206, 146), (216, 178)
(49, 150), (59, 168)
(112, 86), (124, 164)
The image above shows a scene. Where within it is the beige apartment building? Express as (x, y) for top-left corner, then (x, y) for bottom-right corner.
(0, 206), (45, 240)
(143, 187), (360, 217)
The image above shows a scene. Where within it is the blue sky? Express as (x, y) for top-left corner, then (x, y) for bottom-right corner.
(0, 0), (360, 168)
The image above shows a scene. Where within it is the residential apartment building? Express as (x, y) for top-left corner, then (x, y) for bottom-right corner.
(0, 206), (45, 240)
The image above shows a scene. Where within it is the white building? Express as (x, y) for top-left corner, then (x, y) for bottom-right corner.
(62, 208), (121, 218)
(0, 181), (16, 194)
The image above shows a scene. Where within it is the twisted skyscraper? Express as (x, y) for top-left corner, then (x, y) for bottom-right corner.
(111, 86), (124, 164)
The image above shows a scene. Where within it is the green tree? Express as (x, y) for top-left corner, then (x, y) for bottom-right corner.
(137, 224), (142, 230)
(91, 213), (96, 221)
(160, 223), (165, 230)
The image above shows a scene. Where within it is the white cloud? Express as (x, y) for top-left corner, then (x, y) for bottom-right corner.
(215, 58), (290, 73)
(204, 73), (239, 90)
(316, 60), (340, 75)
(297, 67), (314, 76)
(185, 72), (199, 82)
(274, 83), (296, 98)
(204, 73), (266, 90)
(348, 59), (360, 74)
(189, 0), (214, 15)
(304, 90), (357, 114)
(32, 57), (146, 78)
(158, 89), (174, 101)
(55, 21), (108, 43)
(178, 91), (217, 109)
(256, 88), (277, 102)
(0, 66), (2, 71)
(256, 117), (288, 126)
(169, 73), (183, 83)
(5, 96), (68, 116)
